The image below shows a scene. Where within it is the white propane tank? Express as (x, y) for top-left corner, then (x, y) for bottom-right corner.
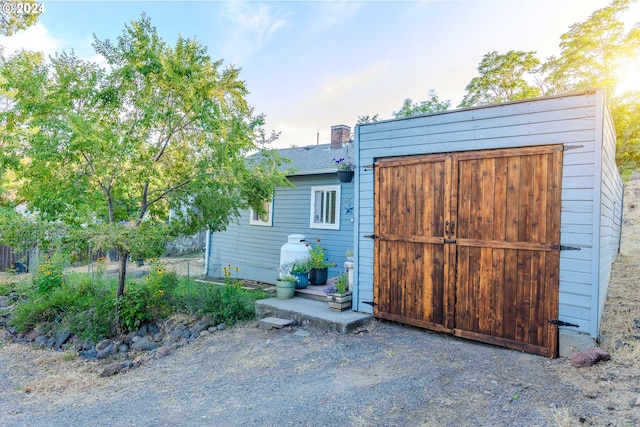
(280, 234), (310, 268)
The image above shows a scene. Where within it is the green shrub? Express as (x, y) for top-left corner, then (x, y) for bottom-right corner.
(11, 274), (116, 340)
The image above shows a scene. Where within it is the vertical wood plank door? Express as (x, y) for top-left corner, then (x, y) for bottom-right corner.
(373, 145), (562, 357)
(374, 154), (455, 333)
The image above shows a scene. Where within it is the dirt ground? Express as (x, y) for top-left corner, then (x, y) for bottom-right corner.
(0, 177), (639, 426)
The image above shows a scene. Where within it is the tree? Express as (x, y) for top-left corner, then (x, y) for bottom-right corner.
(0, 0), (42, 36)
(542, 0), (640, 96)
(1, 15), (290, 299)
(393, 89), (450, 118)
(356, 114), (380, 124)
(459, 50), (542, 108)
(541, 0), (640, 173)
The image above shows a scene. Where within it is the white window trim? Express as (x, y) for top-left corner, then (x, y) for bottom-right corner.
(249, 199), (273, 226)
(310, 185), (341, 230)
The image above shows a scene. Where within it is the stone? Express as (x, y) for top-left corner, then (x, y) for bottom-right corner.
(122, 331), (137, 345)
(118, 344), (129, 353)
(137, 324), (148, 337)
(155, 346), (172, 359)
(191, 319), (211, 335)
(96, 343), (114, 359)
(633, 318), (640, 330)
(100, 361), (132, 377)
(130, 336), (158, 351)
(198, 330), (210, 338)
(96, 339), (113, 352)
(570, 347), (611, 367)
(54, 330), (72, 350)
(153, 332), (164, 342)
(147, 323), (159, 335)
(217, 323), (227, 331)
(0, 296), (8, 308)
(81, 348), (98, 359)
(33, 335), (48, 348)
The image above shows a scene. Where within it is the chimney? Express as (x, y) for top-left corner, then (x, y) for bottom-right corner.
(330, 125), (351, 149)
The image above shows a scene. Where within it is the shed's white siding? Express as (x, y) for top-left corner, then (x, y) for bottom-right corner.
(354, 91), (622, 339)
(208, 174), (355, 283)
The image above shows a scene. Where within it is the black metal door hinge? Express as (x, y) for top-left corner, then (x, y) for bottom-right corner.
(550, 245), (581, 251)
(362, 301), (377, 307)
(364, 234), (378, 240)
(548, 320), (580, 328)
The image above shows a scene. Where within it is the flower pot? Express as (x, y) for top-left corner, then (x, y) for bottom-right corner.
(326, 291), (352, 311)
(293, 272), (309, 289)
(337, 170), (354, 183)
(309, 268), (328, 286)
(275, 280), (296, 299)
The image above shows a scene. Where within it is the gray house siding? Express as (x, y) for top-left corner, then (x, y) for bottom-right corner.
(354, 91), (621, 341)
(207, 173), (355, 283)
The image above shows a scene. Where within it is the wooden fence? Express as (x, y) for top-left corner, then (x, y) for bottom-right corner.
(0, 245), (31, 272)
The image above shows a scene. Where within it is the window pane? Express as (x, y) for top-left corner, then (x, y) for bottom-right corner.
(314, 191), (323, 223)
(328, 190), (336, 224)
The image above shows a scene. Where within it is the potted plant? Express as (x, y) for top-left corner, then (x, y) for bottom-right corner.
(275, 263), (298, 299)
(290, 257), (311, 289)
(324, 274), (352, 311)
(332, 156), (355, 183)
(306, 239), (334, 286)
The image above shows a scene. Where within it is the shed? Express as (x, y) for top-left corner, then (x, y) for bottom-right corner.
(352, 91), (623, 357)
(205, 125), (356, 283)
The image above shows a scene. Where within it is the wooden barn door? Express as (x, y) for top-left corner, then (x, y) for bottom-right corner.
(374, 145), (562, 357)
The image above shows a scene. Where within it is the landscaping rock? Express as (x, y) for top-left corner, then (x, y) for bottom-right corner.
(191, 319), (211, 336)
(54, 330), (72, 350)
(33, 335), (47, 348)
(217, 323), (227, 331)
(570, 348), (611, 367)
(0, 296), (9, 308)
(137, 324), (148, 337)
(81, 348), (97, 359)
(96, 342), (115, 359)
(153, 332), (164, 342)
(100, 361), (133, 377)
(130, 336), (158, 351)
(155, 346), (172, 359)
(118, 344), (129, 353)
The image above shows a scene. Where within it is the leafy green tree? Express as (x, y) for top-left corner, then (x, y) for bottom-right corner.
(541, 0), (640, 173)
(542, 0), (640, 96)
(356, 114), (380, 124)
(1, 15), (290, 299)
(0, 0), (41, 36)
(393, 89), (450, 118)
(459, 50), (541, 107)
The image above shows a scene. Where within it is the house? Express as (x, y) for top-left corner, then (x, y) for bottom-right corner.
(352, 90), (623, 357)
(205, 125), (356, 284)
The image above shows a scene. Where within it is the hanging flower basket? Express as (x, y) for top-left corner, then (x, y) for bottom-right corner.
(337, 170), (354, 183)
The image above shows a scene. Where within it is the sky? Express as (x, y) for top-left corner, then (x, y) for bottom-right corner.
(1, 0), (638, 149)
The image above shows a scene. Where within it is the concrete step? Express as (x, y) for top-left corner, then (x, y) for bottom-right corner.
(258, 316), (293, 330)
(255, 297), (372, 335)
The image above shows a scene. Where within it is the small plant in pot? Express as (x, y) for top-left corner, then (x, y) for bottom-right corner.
(306, 239), (334, 286)
(323, 273), (352, 311)
(275, 263), (298, 299)
(290, 257), (311, 289)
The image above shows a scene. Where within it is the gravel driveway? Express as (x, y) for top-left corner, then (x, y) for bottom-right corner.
(0, 319), (600, 427)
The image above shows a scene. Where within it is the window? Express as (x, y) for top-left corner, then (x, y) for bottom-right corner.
(310, 185), (341, 230)
(249, 199), (273, 226)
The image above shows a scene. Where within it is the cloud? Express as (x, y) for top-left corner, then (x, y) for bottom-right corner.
(0, 22), (64, 56)
(314, 59), (392, 103)
(219, 2), (288, 63)
(305, 2), (363, 33)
